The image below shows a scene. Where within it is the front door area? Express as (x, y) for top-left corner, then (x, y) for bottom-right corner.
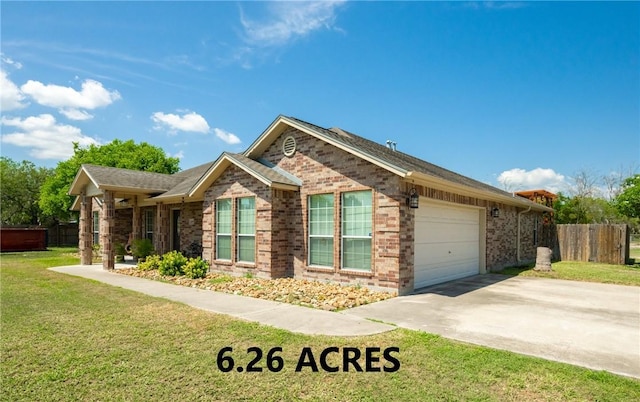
(172, 209), (181, 251)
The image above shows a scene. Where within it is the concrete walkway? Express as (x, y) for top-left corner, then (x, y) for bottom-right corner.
(49, 264), (395, 337)
(50, 265), (640, 378)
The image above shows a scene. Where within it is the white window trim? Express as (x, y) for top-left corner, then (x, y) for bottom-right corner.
(308, 193), (335, 268)
(92, 211), (100, 245)
(236, 197), (256, 264)
(216, 199), (232, 261)
(145, 210), (154, 241)
(340, 190), (373, 272)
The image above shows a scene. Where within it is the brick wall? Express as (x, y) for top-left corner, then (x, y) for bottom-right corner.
(260, 127), (404, 291)
(200, 126), (548, 293)
(114, 208), (132, 247)
(179, 201), (203, 252)
(203, 164), (274, 278)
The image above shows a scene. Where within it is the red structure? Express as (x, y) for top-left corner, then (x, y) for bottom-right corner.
(0, 227), (48, 252)
(515, 189), (557, 208)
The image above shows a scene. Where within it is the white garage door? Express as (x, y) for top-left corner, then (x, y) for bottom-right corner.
(414, 200), (480, 290)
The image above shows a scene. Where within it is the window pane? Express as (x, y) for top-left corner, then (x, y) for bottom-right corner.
(309, 194), (334, 267)
(217, 235), (231, 260)
(216, 199), (232, 234)
(93, 211), (99, 233)
(237, 197), (255, 235)
(342, 191), (372, 271)
(342, 191), (372, 236)
(145, 210), (154, 241)
(237, 197), (255, 263)
(309, 238), (333, 266)
(238, 236), (255, 262)
(343, 238), (372, 270)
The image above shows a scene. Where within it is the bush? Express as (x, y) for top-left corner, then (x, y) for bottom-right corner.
(115, 243), (126, 255)
(138, 254), (161, 271)
(184, 257), (209, 279)
(131, 238), (154, 260)
(158, 250), (187, 276)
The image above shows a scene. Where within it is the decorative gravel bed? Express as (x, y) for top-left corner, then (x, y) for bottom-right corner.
(116, 268), (396, 310)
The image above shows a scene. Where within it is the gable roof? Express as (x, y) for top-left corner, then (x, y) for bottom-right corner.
(68, 164), (182, 196)
(244, 115), (552, 211)
(68, 115), (552, 212)
(189, 152), (301, 198)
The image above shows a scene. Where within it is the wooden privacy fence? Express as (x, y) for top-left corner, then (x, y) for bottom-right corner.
(557, 224), (630, 265)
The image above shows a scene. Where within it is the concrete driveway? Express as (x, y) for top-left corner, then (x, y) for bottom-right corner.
(346, 275), (640, 378)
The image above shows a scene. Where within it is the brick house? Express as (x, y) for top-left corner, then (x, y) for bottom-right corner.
(69, 115), (553, 295)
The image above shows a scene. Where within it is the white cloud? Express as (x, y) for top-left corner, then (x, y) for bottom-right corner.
(241, 1), (345, 47)
(1, 54), (23, 69)
(20, 78), (121, 119)
(1, 114), (99, 160)
(151, 111), (210, 134)
(214, 128), (241, 145)
(59, 108), (93, 121)
(0, 70), (27, 111)
(497, 168), (567, 193)
(171, 150), (185, 159)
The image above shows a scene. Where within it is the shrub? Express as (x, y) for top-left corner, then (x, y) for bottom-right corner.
(184, 257), (209, 279)
(131, 238), (154, 261)
(115, 243), (127, 256)
(158, 250), (187, 276)
(138, 254), (161, 271)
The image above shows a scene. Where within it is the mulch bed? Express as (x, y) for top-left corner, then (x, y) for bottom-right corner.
(115, 268), (396, 311)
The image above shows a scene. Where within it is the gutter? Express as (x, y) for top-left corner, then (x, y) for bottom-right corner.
(517, 206), (532, 263)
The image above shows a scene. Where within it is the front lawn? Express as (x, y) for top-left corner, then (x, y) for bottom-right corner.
(2, 249), (639, 401)
(499, 260), (640, 286)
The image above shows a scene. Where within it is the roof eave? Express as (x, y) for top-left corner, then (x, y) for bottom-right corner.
(68, 166), (92, 195)
(244, 115), (409, 178)
(406, 171), (553, 212)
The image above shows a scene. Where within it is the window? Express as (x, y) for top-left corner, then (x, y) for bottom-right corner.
(309, 194), (334, 267)
(92, 211), (99, 245)
(145, 210), (154, 241)
(533, 216), (539, 246)
(237, 197), (256, 263)
(216, 199), (232, 260)
(342, 190), (372, 270)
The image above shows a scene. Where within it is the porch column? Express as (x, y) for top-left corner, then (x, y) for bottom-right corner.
(155, 203), (170, 255)
(101, 190), (115, 270)
(132, 196), (141, 241)
(79, 191), (93, 265)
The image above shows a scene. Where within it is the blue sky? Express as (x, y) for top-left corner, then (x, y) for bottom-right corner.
(1, 1), (638, 194)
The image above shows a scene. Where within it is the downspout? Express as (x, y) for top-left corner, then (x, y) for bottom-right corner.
(517, 206), (532, 263)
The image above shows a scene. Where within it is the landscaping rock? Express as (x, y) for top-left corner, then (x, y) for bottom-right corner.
(115, 268), (396, 310)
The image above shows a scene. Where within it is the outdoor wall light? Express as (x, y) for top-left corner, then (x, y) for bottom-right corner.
(491, 207), (500, 218)
(407, 188), (420, 209)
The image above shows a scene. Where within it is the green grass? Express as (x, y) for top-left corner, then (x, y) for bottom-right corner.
(2, 249), (639, 401)
(499, 260), (640, 286)
(630, 246), (640, 261)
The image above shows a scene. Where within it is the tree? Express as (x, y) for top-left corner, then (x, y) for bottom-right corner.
(554, 192), (623, 224)
(615, 174), (640, 219)
(39, 140), (180, 222)
(0, 157), (53, 225)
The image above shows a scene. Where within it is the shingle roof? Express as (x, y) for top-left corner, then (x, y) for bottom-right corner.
(152, 161), (215, 199)
(70, 115), (552, 211)
(283, 116), (522, 202)
(81, 164), (180, 192)
(226, 153), (302, 187)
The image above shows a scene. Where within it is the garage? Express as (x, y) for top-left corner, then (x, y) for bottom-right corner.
(414, 200), (481, 290)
